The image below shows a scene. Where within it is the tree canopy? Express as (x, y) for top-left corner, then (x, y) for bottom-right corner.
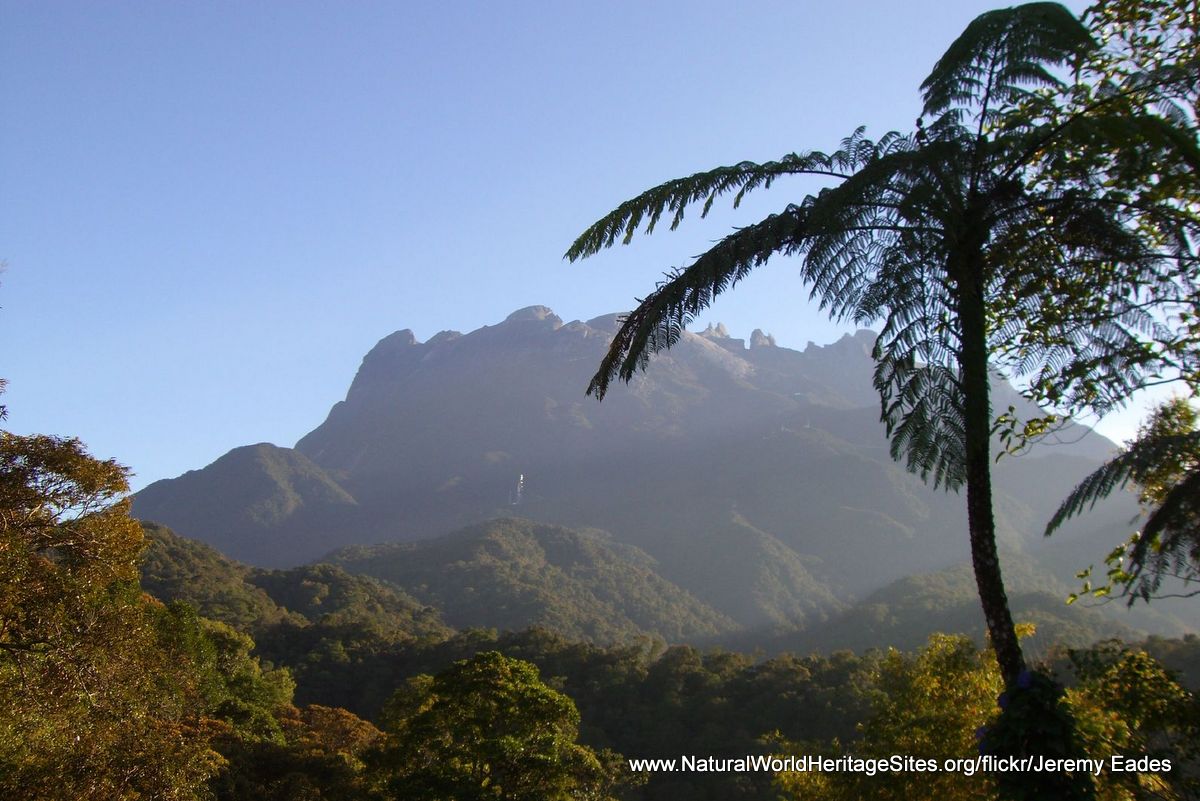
(1025, 0), (1199, 606)
(374, 650), (627, 801)
(0, 432), (220, 799)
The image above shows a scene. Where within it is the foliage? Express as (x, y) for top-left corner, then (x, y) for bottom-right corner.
(373, 651), (628, 800)
(1088, 0), (1199, 112)
(141, 521), (450, 641)
(776, 633), (1001, 801)
(1053, 397), (1200, 603)
(156, 594), (388, 800)
(10, 466), (1193, 801)
(1002, 0), (1199, 415)
(1066, 641), (1200, 800)
(140, 521), (452, 711)
(248, 621), (873, 801)
(0, 430), (389, 799)
(775, 635), (1197, 801)
(1010, 0), (1200, 615)
(192, 615), (297, 741)
(140, 519), (298, 630)
(208, 703), (384, 801)
(0, 432), (221, 799)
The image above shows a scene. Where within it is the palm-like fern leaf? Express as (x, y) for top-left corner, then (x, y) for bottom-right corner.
(563, 134), (896, 262)
(586, 204), (809, 398)
(1045, 430), (1200, 536)
(567, 1), (1196, 686)
(875, 356), (966, 489)
(922, 2), (1093, 122)
(1138, 466), (1200, 552)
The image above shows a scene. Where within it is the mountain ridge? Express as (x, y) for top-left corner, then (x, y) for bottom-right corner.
(132, 305), (1148, 634)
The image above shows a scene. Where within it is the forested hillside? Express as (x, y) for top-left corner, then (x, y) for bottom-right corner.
(6, 432), (1198, 800)
(142, 521), (449, 641)
(327, 518), (745, 642)
(138, 524), (1200, 801)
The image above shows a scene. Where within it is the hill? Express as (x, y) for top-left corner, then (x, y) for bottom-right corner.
(140, 520), (296, 629)
(742, 550), (1197, 658)
(139, 521), (449, 642)
(135, 443), (358, 566)
(327, 518), (754, 642)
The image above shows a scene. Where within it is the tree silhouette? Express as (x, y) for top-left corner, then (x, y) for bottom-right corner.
(567, 2), (1181, 685)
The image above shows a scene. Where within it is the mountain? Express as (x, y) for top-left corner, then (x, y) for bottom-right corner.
(139, 521), (449, 642)
(133, 305), (1156, 634)
(327, 518), (754, 642)
(135, 443), (358, 566)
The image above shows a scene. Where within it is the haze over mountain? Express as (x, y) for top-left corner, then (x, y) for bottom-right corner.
(134, 305), (1146, 633)
(327, 518), (745, 642)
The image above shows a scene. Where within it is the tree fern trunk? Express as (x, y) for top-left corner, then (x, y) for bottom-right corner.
(958, 269), (1025, 686)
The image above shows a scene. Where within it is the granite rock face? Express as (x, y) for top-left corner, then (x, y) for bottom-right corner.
(134, 306), (1131, 630)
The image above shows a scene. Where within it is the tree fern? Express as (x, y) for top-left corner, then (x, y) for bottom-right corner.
(565, 2), (1191, 690)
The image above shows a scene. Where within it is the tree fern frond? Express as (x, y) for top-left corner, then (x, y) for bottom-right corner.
(586, 204), (810, 398)
(1045, 430), (1200, 535)
(874, 355), (966, 488)
(564, 151), (849, 262)
(1133, 466), (1200, 562)
(922, 3), (1093, 121)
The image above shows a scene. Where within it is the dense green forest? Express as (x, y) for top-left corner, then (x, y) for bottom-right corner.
(327, 519), (739, 642)
(4, 432), (1197, 799)
(9, 393), (1195, 800)
(141, 522), (1200, 801)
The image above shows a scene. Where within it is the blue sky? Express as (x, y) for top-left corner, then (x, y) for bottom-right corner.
(6, 0), (1149, 491)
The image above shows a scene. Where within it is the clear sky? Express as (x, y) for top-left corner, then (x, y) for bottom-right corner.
(7, 0), (1151, 492)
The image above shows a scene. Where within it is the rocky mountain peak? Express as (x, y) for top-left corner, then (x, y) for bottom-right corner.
(378, 328), (419, 348)
(750, 329), (776, 348)
(699, 322), (731, 339)
(504, 305), (561, 325)
(134, 305), (1121, 610)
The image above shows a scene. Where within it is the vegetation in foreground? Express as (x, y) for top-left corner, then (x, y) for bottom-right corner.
(3, 428), (1199, 800)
